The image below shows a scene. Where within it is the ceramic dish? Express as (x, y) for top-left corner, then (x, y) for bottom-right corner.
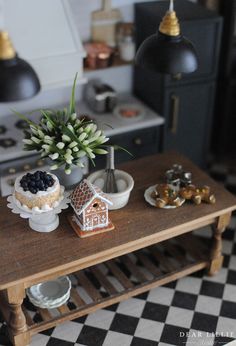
(27, 276), (71, 306)
(87, 169), (134, 210)
(144, 185), (185, 209)
(113, 103), (145, 121)
(27, 291), (70, 309)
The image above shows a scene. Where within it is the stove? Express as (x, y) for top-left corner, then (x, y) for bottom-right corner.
(0, 95), (164, 197)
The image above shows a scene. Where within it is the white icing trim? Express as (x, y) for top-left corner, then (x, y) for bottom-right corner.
(13, 187), (65, 213)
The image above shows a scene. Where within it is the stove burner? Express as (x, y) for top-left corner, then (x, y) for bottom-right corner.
(0, 125), (7, 135)
(15, 120), (30, 130)
(0, 138), (17, 148)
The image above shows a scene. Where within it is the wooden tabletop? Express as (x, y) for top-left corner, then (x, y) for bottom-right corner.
(1, 152), (236, 290)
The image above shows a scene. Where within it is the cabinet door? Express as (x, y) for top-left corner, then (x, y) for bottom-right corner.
(91, 127), (161, 170)
(163, 82), (215, 166)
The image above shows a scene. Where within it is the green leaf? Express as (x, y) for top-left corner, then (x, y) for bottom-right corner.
(69, 73), (78, 115)
(40, 110), (56, 128)
(12, 109), (37, 126)
(113, 144), (133, 156)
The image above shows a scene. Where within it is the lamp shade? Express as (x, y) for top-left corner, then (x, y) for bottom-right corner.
(135, 32), (198, 74)
(135, 1), (198, 75)
(0, 31), (40, 102)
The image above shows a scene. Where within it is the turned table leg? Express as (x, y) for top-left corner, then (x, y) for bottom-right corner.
(5, 285), (30, 346)
(208, 212), (232, 276)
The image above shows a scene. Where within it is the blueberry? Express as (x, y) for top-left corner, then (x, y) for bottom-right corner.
(29, 188), (36, 194)
(34, 172), (41, 181)
(29, 181), (36, 187)
(48, 181), (53, 187)
(23, 187), (28, 191)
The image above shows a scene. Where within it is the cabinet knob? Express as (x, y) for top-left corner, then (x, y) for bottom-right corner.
(8, 168), (16, 174)
(133, 137), (142, 146)
(23, 164), (31, 171)
(36, 159), (44, 167)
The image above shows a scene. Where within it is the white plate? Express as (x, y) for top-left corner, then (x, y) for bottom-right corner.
(27, 276), (71, 305)
(27, 291), (70, 309)
(144, 185), (185, 209)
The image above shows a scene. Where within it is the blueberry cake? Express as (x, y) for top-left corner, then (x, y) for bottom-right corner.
(14, 171), (61, 210)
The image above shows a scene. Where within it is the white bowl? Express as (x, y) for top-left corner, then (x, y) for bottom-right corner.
(87, 169), (134, 210)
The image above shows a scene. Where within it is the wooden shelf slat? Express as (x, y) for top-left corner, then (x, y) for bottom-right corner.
(70, 288), (86, 307)
(90, 266), (118, 295)
(37, 308), (52, 321)
(135, 251), (162, 277)
(120, 255), (148, 283)
(75, 271), (102, 302)
(106, 260), (134, 289)
(57, 304), (70, 315)
(149, 246), (176, 273)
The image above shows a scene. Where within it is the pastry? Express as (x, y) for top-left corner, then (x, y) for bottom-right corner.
(14, 171), (61, 211)
(151, 184), (183, 208)
(179, 185), (216, 205)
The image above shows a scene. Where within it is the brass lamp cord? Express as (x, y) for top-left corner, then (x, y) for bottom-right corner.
(159, 0), (180, 37)
(0, 31), (16, 60)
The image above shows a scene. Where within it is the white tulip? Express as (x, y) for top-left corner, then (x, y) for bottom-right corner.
(50, 164), (59, 170)
(31, 136), (41, 144)
(62, 134), (71, 142)
(68, 141), (77, 148)
(23, 139), (33, 145)
(56, 142), (65, 149)
(49, 153), (59, 160)
(78, 132), (87, 142)
(65, 167), (71, 175)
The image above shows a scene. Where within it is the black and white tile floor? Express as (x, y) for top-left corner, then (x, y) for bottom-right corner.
(0, 166), (236, 346)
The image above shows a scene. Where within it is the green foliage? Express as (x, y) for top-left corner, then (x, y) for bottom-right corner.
(18, 75), (109, 174)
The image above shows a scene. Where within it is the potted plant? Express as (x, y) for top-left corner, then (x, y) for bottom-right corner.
(17, 74), (109, 187)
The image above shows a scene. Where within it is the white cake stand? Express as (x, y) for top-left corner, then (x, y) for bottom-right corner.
(7, 187), (70, 233)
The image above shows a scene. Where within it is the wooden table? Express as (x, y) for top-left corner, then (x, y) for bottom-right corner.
(1, 152), (236, 346)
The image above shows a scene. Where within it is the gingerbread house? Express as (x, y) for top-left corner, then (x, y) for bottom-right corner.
(70, 179), (113, 232)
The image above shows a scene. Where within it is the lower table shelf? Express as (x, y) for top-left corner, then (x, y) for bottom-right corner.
(16, 232), (211, 336)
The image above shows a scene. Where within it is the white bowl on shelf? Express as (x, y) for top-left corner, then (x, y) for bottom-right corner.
(87, 169), (134, 210)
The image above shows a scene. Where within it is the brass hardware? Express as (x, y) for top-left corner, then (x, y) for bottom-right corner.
(7, 178), (15, 187)
(0, 31), (16, 60)
(170, 94), (180, 134)
(36, 159), (44, 167)
(23, 164), (31, 171)
(159, 4), (180, 37)
(8, 168), (16, 174)
(134, 137), (142, 146)
(173, 73), (182, 80)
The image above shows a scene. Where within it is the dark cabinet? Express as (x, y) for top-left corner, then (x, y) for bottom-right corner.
(134, 0), (222, 166)
(208, 0), (236, 158)
(92, 127), (161, 170)
(163, 82), (215, 164)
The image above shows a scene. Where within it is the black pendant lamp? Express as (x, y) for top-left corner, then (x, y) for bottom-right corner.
(0, 31), (41, 102)
(135, 0), (198, 74)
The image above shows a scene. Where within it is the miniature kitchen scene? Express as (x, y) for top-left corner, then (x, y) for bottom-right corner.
(0, 1), (236, 346)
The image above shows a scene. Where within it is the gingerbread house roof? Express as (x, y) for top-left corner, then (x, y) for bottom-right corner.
(70, 179), (112, 215)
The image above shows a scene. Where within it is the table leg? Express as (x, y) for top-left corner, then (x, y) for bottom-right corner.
(5, 285), (30, 346)
(208, 212), (231, 276)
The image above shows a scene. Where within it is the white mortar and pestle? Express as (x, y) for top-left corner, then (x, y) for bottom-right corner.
(87, 147), (134, 210)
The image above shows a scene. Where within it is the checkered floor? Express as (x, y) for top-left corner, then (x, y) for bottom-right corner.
(0, 166), (236, 346)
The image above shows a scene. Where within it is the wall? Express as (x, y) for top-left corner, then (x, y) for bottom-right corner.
(0, 0), (196, 118)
